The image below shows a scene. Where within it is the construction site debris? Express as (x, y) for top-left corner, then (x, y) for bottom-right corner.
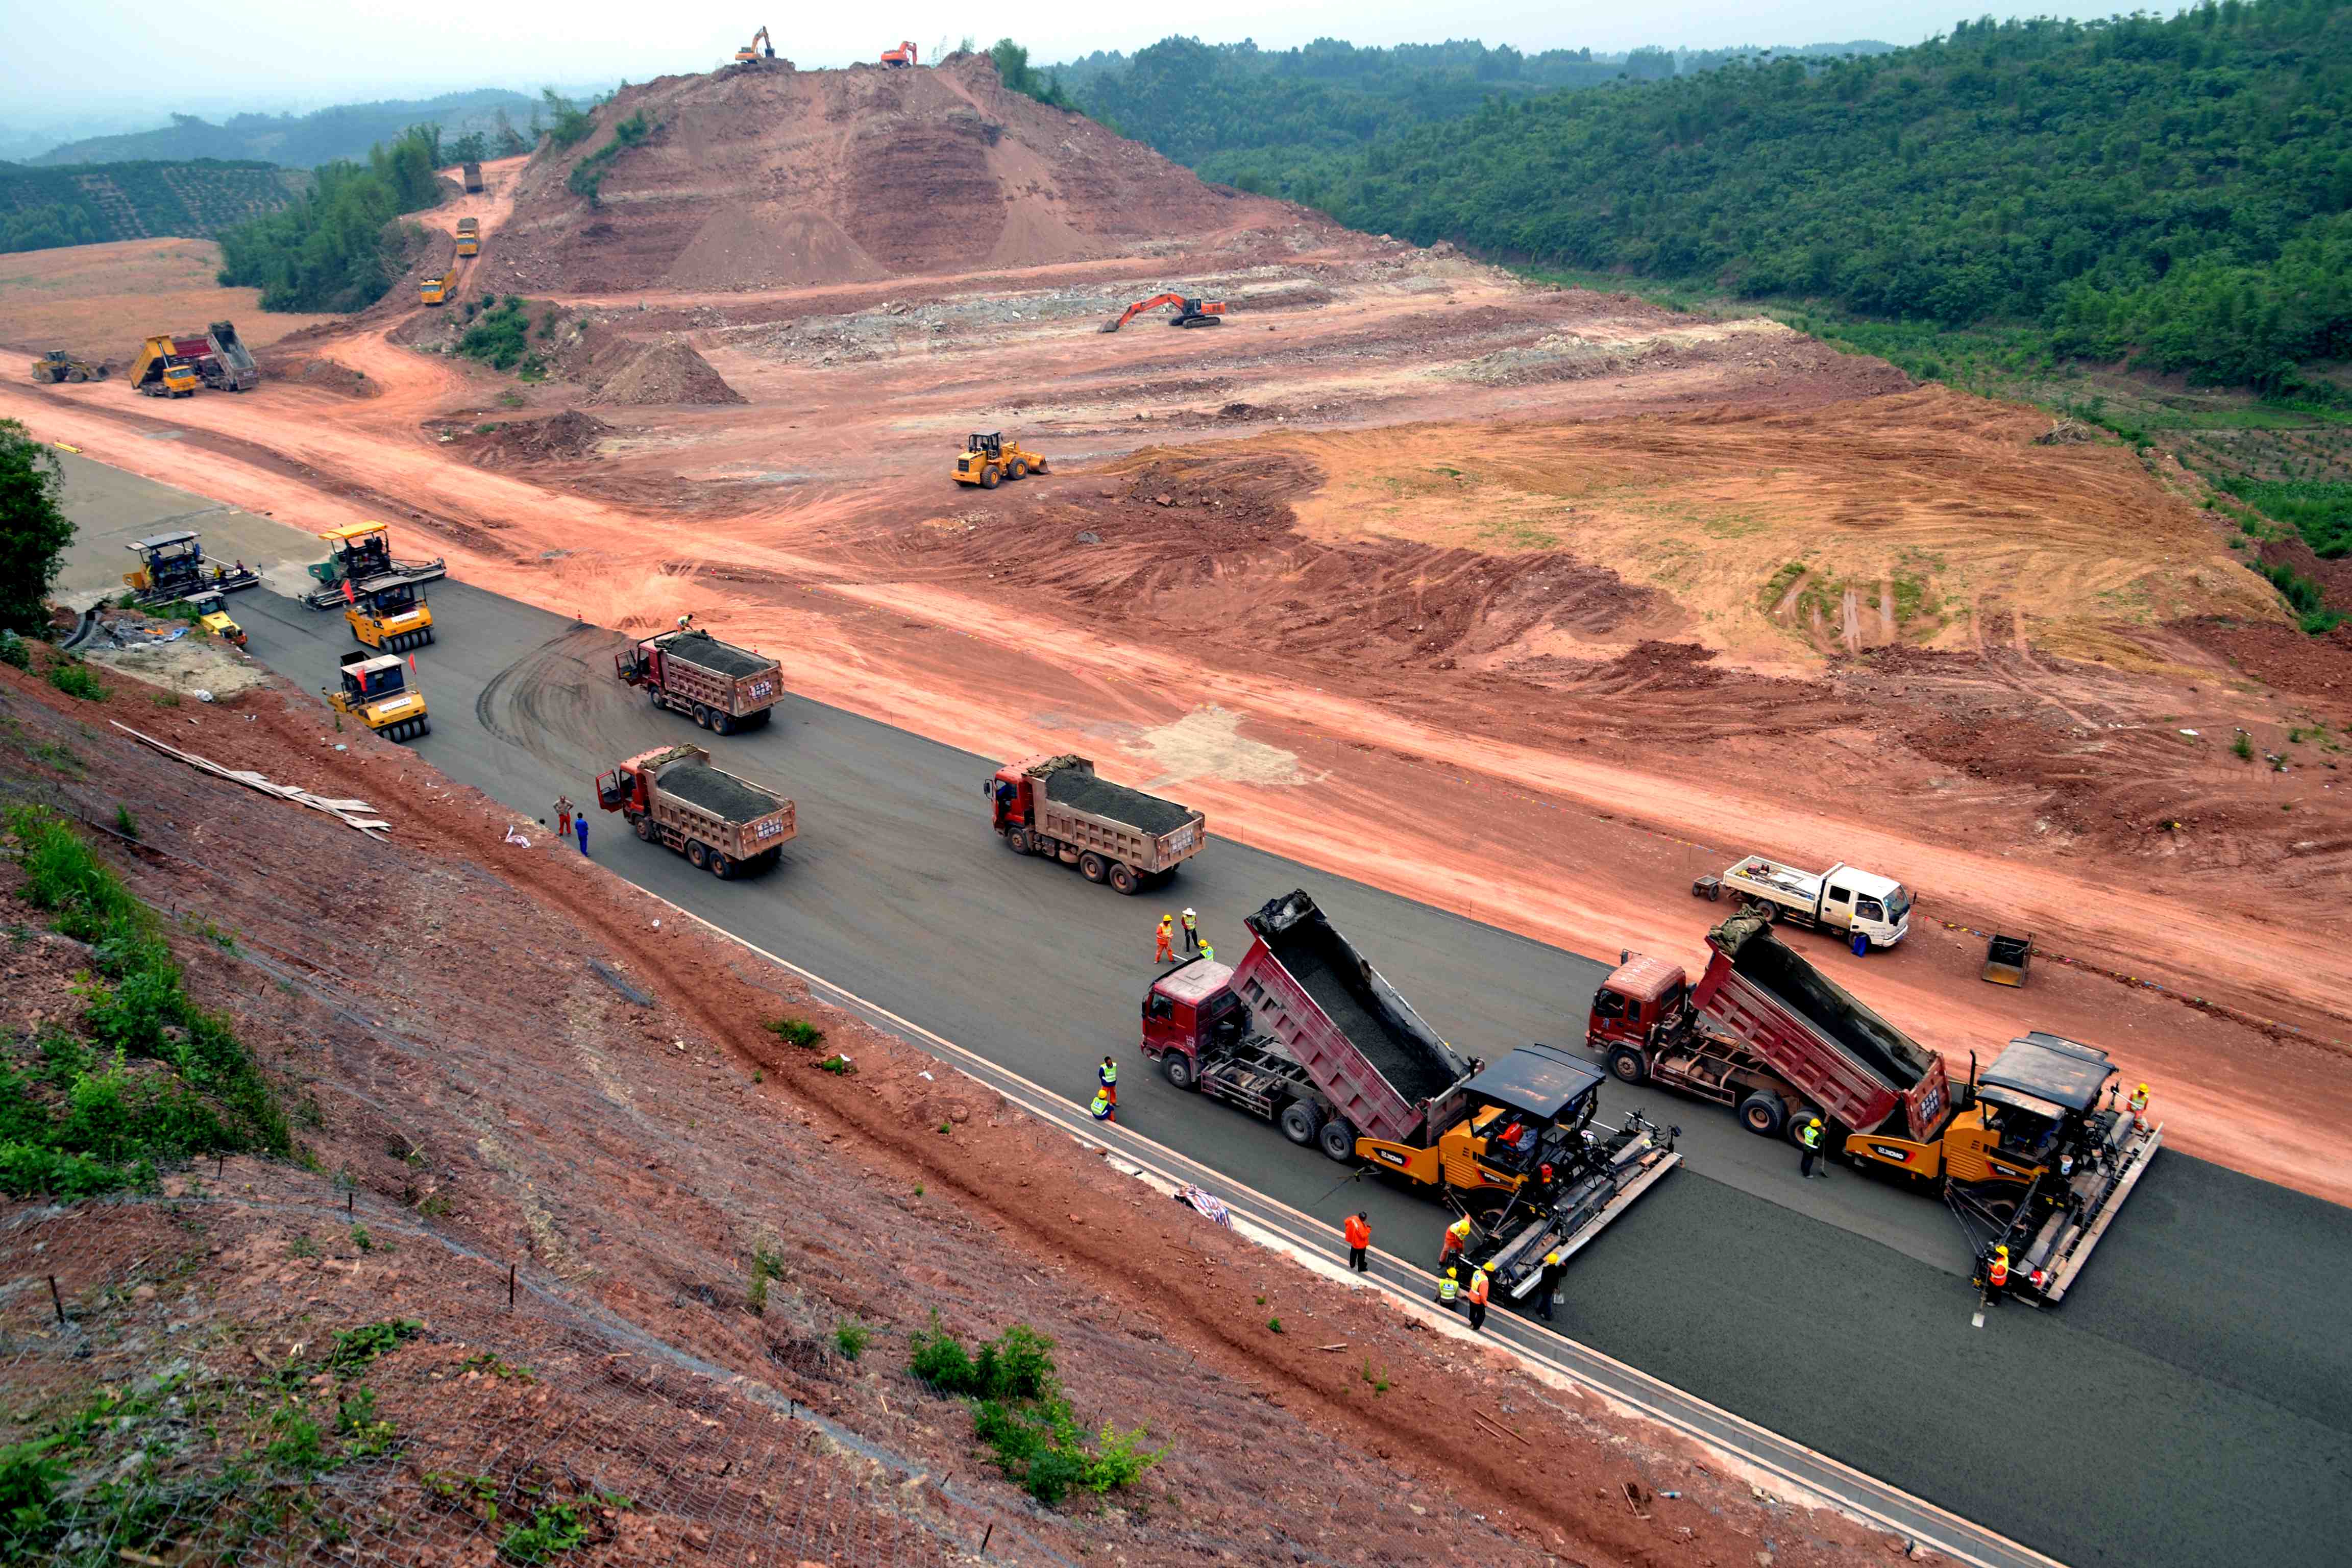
(110, 721), (393, 835)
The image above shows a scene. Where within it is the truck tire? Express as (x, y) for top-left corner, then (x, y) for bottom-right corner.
(1005, 826), (1033, 855)
(1008, 459), (1028, 480)
(1278, 1099), (1323, 1145)
(633, 816), (654, 842)
(1737, 1091), (1787, 1139)
(1108, 862), (1139, 895)
(650, 685), (665, 710)
(711, 710), (734, 735)
(1787, 1107), (1823, 1148)
(1162, 1052), (1197, 1090)
(686, 841), (709, 869)
(1607, 1046), (1648, 1086)
(693, 703), (712, 729)
(1078, 851), (1108, 884)
(1317, 1116), (1356, 1162)
(710, 852), (733, 879)
(979, 467), (999, 489)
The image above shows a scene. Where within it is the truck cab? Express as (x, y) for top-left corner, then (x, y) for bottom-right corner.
(595, 761), (650, 817)
(1141, 957), (1246, 1069)
(987, 762), (1035, 834)
(455, 219), (480, 257)
(1818, 866), (1911, 948)
(1586, 954), (1687, 1062)
(420, 275), (451, 306)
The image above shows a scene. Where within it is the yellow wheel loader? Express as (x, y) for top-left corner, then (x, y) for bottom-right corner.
(952, 431), (1050, 489)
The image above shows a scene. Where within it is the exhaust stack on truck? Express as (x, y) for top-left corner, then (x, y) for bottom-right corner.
(1143, 890), (1678, 1299)
(1588, 912), (2159, 1302)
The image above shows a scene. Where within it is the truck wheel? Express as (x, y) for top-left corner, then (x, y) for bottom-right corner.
(1787, 1107), (1824, 1148)
(1278, 1099), (1323, 1145)
(634, 816), (654, 842)
(1006, 826), (1034, 855)
(1108, 862), (1139, 895)
(979, 467), (1000, 489)
(1317, 1116), (1356, 1162)
(693, 704), (712, 729)
(712, 711), (734, 735)
(1607, 1047), (1648, 1086)
(687, 841), (709, 869)
(1078, 851), (1108, 884)
(710, 852), (733, 879)
(1162, 1052), (1197, 1090)
(1008, 459), (1028, 480)
(650, 686), (665, 710)
(1737, 1092), (1787, 1139)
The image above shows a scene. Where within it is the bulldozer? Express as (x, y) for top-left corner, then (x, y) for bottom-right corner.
(346, 574), (435, 653)
(1100, 293), (1227, 333)
(882, 40), (918, 67)
(734, 25), (775, 62)
(184, 589), (247, 649)
(327, 651), (429, 742)
(28, 350), (106, 384)
(951, 432), (1049, 489)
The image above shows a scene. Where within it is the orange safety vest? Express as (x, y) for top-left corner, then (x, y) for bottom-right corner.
(1467, 1270), (1489, 1306)
(1344, 1216), (1370, 1249)
(1447, 1217), (1472, 1243)
(1987, 1253), (2009, 1290)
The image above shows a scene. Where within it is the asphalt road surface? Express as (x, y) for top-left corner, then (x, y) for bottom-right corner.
(199, 575), (2352, 1567)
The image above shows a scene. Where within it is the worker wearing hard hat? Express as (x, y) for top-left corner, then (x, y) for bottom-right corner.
(1987, 1244), (2011, 1293)
(1535, 1248), (1566, 1322)
(1435, 1266), (1460, 1309)
(1439, 1214), (1473, 1271)
(1464, 1266), (1491, 1332)
(2127, 1082), (2149, 1130)
(1155, 914), (1175, 964)
(1798, 1116), (1826, 1180)
(1180, 908), (1199, 954)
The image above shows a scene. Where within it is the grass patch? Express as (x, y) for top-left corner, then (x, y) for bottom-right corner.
(764, 1017), (824, 1048)
(1758, 560), (1807, 612)
(565, 113), (651, 209)
(2221, 477), (2352, 559)
(46, 659), (108, 702)
(835, 1319), (870, 1361)
(457, 298), (535, 373)
(2257, 560), (2346, 636)
(0, 631), (30, 670)
(906, 1316), (1161, 1507)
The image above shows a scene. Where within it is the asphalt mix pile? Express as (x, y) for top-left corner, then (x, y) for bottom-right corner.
(657, 758), (782, 822)
(1044, 765), (1194, 835)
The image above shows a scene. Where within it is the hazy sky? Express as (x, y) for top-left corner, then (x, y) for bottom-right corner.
(5, 0), (2151, 118)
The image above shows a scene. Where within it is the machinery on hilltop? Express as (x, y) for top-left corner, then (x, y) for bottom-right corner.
(735, 26), (775, 62)
(882, 40), (918, 67)
(1100, 293), (1226, 332)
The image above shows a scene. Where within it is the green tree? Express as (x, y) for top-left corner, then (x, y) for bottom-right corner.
(0, 420), (72, 635)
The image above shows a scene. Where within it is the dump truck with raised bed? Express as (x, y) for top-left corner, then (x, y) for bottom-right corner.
(1693, 853), (1911, 952)
(596, 744), (795, 878)
(202, 321), (259, 390)
(129, 336), (201, 398)
(303, 523), (447, 608)
(1143, 891), (1678, 1295)
(987, 754), (1203, 893)
(455, 218), (479, 257)
(1587, 911), (2160, 1302)
(462, 161), (484, 192)
(346, 574), (435, 653)
(326, 651), (428, 742)
(615, 624), (782, 732)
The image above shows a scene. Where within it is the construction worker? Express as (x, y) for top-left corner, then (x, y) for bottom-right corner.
(1097, 1055), (1118, 1108)
(574, 811), (589, 856)
(555, 795), (574, 839)
(1198, 938), (1215, 965)
(1180, 908), (1199, 954)
(1343, 1211), (1371, 1272)
(1154, 914), (1175, 964)
(1435, 1266), (1460, 1310)
(1465, 1266), (1490, 1331)
(1089, 1088), (1115, 1123)
(1797, 1116), (1825, 1179)
(1439, 1214), (1473, 1271)
(2127, 1082), (2149, 1130)
(1535, 1248), (1566, 1321)
(1986, 1244), (2011, 1293)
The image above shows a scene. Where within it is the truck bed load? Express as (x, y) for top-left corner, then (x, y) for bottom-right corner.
(607, 743), (796, 872)
(1044, 766), (1193, 835)
(1696, 912), (1945, 1137)
(662, 630), (771, 679)
(1235, 891), (1466, 1144)
(656, 757), (780, 824)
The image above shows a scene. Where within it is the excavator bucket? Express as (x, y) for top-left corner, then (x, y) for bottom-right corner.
(1098, 317), (1124, 333)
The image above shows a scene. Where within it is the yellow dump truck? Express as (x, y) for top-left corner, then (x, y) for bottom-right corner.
(346, 574), (435, 653)
(129, 336), (201, 397)
(420, 274), (452, 306)
(326, 651), (429, 742)
(455, 218), (480, 257)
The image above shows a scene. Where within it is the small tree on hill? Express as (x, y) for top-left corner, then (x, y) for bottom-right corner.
(0, 419), (73, 636)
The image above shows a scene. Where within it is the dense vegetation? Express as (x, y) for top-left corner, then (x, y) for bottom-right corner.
(1055, 35), (1886, 162)
(0, 419), (73, 635)
(214, 125), (445, 311)
(1183, 1), (2352, 399)
(1, 806), (290, 1199)
(906, 1316), (1161, 1507)
(0, 159), (304, 253)
(566, 111), (652, 207)
(31, 90), (538, 169)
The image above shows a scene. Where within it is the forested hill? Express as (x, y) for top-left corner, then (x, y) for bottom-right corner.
(33, 90), (537, 169)
(1057, 37), (1890, 164)
(1183, 1), (2352, 394)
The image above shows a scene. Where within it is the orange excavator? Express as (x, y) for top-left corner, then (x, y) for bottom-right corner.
(734, 26), (775, 62)
(1100, 294), (1227, 333)
(882, 40), (919, 67)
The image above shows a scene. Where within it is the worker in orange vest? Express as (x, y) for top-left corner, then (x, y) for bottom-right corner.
(1986, 1244), (2010, 1293)
(2127, 1083), (2149, 1130)
(1154, 914), (1175, 964)
(1439, 1214), (1473, 1271)
(1343, 1211), (1371, 1272)
(1464, 1266), (1490, 1331)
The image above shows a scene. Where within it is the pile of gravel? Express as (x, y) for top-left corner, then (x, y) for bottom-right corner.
(659, 760), (783, 823)
(660, 631), (774, 679)
(1043, 765), (1193, 836)
(1271, 920), (1457, 1104)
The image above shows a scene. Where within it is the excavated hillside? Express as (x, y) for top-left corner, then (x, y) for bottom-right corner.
(483, 54), (1305, 295)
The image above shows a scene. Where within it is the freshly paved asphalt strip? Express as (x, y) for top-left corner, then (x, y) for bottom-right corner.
(47, 439), (2342, 1568)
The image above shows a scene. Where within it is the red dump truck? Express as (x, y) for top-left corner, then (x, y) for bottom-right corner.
(595, 743), (795, 878)
(1587, 911), (2159, 1302)
(615, 626), (783, 733)
(1144, 890), (1677, 1300)
(987, 754), (1204, 893)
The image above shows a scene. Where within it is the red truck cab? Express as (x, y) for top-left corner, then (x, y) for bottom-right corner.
(1140, 957), (1242, 1071)
(594, 760), (650, 816)
(1587, 954), (1689, 1075)
(987, 757), (1043, 834)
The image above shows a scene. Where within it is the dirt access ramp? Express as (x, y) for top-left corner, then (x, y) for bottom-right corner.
(481, 53), (1305, 296)
(0, 659), (1904, 1568)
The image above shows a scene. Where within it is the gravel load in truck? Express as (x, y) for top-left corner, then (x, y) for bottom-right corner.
(650, 758), (776, 822)
(1253, 891), (1459, 1104)
(1718, 914), (1934, 1090)
(1044, 767), (1194, 835)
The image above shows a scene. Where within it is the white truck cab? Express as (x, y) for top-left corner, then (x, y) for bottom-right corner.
(1713, 855), (1912, 952)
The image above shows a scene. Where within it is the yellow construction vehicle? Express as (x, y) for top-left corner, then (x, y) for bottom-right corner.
(346, 574), (435, 653)
(29, 350), (107, 384)
(326, 651), (429, 742)
(303, 522), (447, 608)
(951, 431), (1050, 489)
(734, 25), (775, 62)
(128, 335), (204, 397)
(184, 589), (247, 649)
(455, 218), (480, 257)
(420, 274), (452, 306)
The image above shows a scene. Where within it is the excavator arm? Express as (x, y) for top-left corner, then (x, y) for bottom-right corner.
(1099, 292), (1186, 333)
(735, 26), (773, 62)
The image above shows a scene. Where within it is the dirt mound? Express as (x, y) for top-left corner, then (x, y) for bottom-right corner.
(2172, 614), (2352, 699)
(465, 408), (615, 467)
(480, 55), (1303, 295)
(581, 337), (742, 406)
(253, 349), (376, 398)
